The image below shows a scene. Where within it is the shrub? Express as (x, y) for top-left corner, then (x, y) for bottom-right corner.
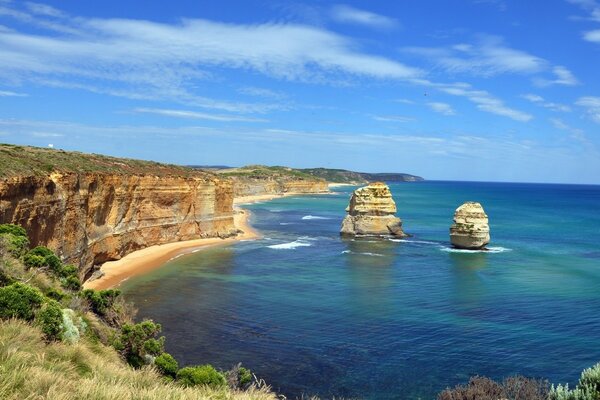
(82, 289), (121, 316)
(0, 233), (29, 257)
(579, 363), (600, 395)
(438, 375), (549, 400)
(155, 353), (178, 377)
(111, 320), (164, 368)
(551, 362), (600, 400)
(23, 253), (46, 269)
(176, 365), (227, 388)
(0, 224), (27, 237)
(44, 254), (62, 273)
(62, 308), (87, 344)
(36, 300), (63, 341)
(28, 246), (54, 258)
(225, 363), (254, 389)
(0, 282), (44, 320)
(59, 264), (78, 278)
(45, 287), (66, 301)
(63, 275), (81, 291)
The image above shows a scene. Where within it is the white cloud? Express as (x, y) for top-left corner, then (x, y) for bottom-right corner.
(0, 3), (420, 107)
(394, 98), (415, 104)
(576, 96), (600, 123)
(427, 102), (455, 115)
(132, 108), (268, 122)
(534, 66), (579, 86)
(24, 2), (64, 18)
(550, 117), (590, 146)
(373, 115), (415, 122)
(0, 89), (27, 96)
(404, 36), (547, 77)
(584, 29), (600, 42)
(434, 82), (533, 121)
(330, 5), (398, 30)
(238, 86), (286, 100)
(521, 93), (571, 112)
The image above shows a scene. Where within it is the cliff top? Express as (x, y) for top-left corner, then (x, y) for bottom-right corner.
(299, 168), (424, 183)
(0, 144), (215, 179)
(216, 165), (324, 181)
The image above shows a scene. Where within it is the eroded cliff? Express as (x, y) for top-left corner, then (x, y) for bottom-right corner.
(0, 145), (237, 280)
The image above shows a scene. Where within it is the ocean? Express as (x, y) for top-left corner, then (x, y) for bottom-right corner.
(120, 181), (600, 399)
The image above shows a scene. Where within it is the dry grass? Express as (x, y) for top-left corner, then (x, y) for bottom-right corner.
(0, 319), (279, 400)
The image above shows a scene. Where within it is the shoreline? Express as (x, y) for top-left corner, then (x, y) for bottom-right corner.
(83, 207), (259, 290)
(84, 190), (331, 291)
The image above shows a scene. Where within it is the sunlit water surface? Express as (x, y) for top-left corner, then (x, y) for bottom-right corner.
(121, 182), (600, 399)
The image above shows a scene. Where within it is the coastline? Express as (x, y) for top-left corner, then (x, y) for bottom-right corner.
(84, 190), (331, 290)
(83, 207), (259, 290)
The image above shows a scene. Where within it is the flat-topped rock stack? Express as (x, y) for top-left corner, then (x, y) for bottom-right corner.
(340, 182), (407, 237)
(449, 202), (490, 249)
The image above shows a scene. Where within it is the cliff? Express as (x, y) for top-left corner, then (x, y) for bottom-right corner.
(340, 182), (407, 237)
(216, 165), (329, 198)
(449, 202), (490, 249)
(0, 145), (237, 280)
(300, 168), (424, 184)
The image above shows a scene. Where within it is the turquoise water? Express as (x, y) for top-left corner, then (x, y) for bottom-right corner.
(121, 182), (600, 399)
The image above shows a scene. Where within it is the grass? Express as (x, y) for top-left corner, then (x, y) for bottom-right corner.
(0, 319), (278, 400)
(219, 165), (323, 181)
(0, 144), (213, 178)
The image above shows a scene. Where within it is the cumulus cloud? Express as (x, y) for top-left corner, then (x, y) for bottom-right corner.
(534, 66), (579, 87)
(427, 102), (456, 115)
(330, 5), (399, 30)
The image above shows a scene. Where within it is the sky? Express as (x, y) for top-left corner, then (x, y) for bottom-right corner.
(0, 0), (599, 183)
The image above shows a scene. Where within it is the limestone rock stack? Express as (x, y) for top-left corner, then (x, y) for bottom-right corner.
(340, 182), (407, 237)
(449, 202), (490, 249)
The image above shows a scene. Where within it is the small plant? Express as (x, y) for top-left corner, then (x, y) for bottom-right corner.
(28, 246), (54, 258)
(438, 375), (549, 400)
(0, 224), (27, 237)
(225, 363), (254, 389)
(0, 282), (44, 320)
(63, 275), (81, 291)
(44, 254), (62, 273)
(82, 289), (121, 316)
(155, 353), (179, 378)
(551, 362), (600, 400)
(23, 253), (46, 269)
(0, 233), (29, 257)
(176, 365), (227, 388)
(36, 300), (64, 341)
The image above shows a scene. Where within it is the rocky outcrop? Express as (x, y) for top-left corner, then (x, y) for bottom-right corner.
(0, 172), (236, 279)
(340, 182), (407, 237)
(230, 176), (329, 198)
(449, 202), (490, 249)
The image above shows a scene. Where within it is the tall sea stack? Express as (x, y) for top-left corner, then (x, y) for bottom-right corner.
(449, 202), (490, 249)
(340, 182), (407, 237)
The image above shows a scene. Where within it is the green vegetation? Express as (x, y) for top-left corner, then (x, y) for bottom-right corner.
(300, 167), (424, 183)
(0, 223), (266, 399)
(550, 363), (600, 400)
(0, 143), (214, 178)
(218, 165), (322, 181)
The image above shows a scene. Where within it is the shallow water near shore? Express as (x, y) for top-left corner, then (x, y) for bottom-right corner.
(121, 181), (600, 400)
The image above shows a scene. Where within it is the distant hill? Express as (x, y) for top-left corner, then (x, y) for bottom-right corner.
(300, 168), (423, 184)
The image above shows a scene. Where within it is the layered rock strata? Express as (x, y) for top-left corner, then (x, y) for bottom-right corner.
(230, 176), (329, 198)
(340, 182), (407, 237)
(449, 202), (490, 249)
(0, 172), (236, 279)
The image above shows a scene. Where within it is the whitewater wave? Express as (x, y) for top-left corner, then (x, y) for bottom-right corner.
(302, 215), (331, 220)
(440, 246), (512, 254)
(341, 250), (384, 257)
(267, 240), (312, 250)
(279, 222), (296, 225)
(389, 239), (439, 245)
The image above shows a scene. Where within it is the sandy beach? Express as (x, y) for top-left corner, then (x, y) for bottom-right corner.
(84, 207), (259, 290)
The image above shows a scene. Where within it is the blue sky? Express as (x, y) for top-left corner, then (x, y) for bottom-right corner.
(0, 0), (599, 183)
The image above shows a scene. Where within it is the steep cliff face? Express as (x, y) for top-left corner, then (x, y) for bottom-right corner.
(450, 202), (490, 249)
(0, 172), (236, 279)
(231, 176), (329, 198)
(340, 182), (407, 237)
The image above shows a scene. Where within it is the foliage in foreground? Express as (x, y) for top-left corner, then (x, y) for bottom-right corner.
(0, 319), (277, 400)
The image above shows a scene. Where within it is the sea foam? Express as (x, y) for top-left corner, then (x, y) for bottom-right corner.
(267, 240), (312, 250)
(439, 246), (512, 254)
(302, 215), (331, 220)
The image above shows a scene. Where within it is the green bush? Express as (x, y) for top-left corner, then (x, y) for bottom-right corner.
(176, 365), (227, 388)
(28, 246), (54, 258)
(44, 254), (62, 273)
(0, 282), (44, 320)
(82, 289), (121, 316)
(63, 275), (81, 291)
(579, 363), (600, 395)
(155, 353), (179, 377)
(111, 320), (164, 368)
(551, 362), (600, 400)
(36, 300), (63, 341)
(238, 366), (253, 387)
(45, 287), (66, 301)
(0, 224), (27, 237)
(23, 253), (46, 269)
(0, 233), (29, 257)
(59, 264), (78, 278)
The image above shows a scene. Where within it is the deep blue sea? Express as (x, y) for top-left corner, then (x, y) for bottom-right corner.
(121, 181), (600, 400)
